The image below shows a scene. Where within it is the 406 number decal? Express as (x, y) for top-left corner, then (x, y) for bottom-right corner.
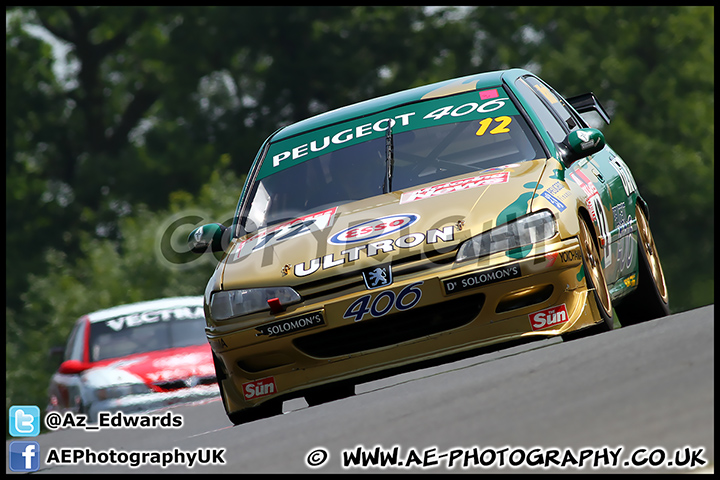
(343, 282), (424, 322)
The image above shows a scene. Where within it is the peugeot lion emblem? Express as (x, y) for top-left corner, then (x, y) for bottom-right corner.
(362, 265), (393, 290)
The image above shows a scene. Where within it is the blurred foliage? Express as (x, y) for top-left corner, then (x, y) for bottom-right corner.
(5, 6), (713, 413)
(6, 155), (244, 413)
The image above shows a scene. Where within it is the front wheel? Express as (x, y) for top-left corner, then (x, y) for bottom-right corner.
(615, 205), (669, 325)
(224, 399), (284, 426)
(562, 216), (614, 341)
(304, 382), (355, 407)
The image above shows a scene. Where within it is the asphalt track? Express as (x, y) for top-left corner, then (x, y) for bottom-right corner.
(7, 305), (714, 474)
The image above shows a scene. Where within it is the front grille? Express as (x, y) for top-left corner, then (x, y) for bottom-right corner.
(293, 293), (484, 358)
(298, 250), (457, 301)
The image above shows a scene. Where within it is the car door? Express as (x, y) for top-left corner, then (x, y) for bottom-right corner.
(583, 144), (640, 291)
(513, 74), (623, 287)
(560, 90), (641, 290)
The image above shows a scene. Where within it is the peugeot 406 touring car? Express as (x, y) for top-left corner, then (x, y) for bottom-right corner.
(188, 68), (669, 425)
(47, 297), (219, 422)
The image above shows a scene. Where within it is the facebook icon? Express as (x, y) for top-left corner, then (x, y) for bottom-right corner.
(9, 441), (40, 472)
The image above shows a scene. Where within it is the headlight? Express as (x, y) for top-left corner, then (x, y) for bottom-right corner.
(96, 383), (151, 401)
(456, 210), (557, 263)
(210, 287), (302, 321)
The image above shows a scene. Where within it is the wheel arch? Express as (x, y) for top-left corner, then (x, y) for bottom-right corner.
(635, 195), (650, 221)
(576, 205), (600, 253)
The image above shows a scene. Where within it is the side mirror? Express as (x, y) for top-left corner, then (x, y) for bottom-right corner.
(48, 346), (65, 370)
(187, 223), (230, 253)
(49, 346), (65, 358)
(58, 359), (91, 375)
(560, 128), (606, 167)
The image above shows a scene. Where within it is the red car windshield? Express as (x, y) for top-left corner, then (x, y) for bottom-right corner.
(88, 307), (207, 362)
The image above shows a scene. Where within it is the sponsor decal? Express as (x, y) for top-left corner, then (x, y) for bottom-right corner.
(529, 304), (569, 331)
(343, 282), (423, 322)
(242, 377), (277, 400)
(543, 252), (559, 268)
(270, 113), (416, 169)
(259, 89), (519, 179)
(541, 181), (571, 202)
(400, 172), (510, 204)
(151, 352), (211, 370)
(544, 249), (582, 268)
(443, 265), (522, 295)
(145, 360), (216, 383)
(569, 170), (611, 265)
(193, 227), (204, 243)
(329, 214), (419, 245)
(104, 307), (204, 332)
(234, 207), (337, 260)
(362, 265), (393, 290)
(611, 203), (634, 236)
(612, 203), (636, 273)
(560, 249), (582, 262)
(540, 190), (567, 212)
(479, 88), (499, 100)
(482, 163), (521, 173)
(569, 170), (599, 199)
(295, 226), (454, 277)
(609, 154), (638, 196)
(255, 311), (325, 337)
(576, 130), (601, 150)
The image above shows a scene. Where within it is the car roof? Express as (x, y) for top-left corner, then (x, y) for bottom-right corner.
(272, 69), (523, 142)
(84, 296), (204, 323)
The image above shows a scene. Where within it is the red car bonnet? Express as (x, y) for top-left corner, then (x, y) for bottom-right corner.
(86, 344), (215, 390)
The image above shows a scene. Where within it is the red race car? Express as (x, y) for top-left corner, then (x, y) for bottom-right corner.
(47, 296), (218, 422)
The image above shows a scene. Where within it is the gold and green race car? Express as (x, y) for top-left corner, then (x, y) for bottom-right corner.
(188, 68), (669, 425)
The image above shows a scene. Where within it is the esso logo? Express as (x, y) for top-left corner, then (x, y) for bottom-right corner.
(329, 214), (420, 245)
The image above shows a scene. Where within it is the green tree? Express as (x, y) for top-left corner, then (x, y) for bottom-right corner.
(6, 6), (473, 311)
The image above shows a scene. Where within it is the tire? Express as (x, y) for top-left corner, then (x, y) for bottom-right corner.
(213, 352), (282, 425)
(562, 216), (614, 341)
(304, 382), (355, 407)
(615, 204), (669, 325)
(225, 399), (284, 426)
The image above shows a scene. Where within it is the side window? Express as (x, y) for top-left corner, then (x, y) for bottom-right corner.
(514, 77), (567, 144)
(523, 76), (587, 131)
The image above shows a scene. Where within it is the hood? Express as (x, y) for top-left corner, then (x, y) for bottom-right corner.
(83, 344), (215, 390)
(221, 159), (548, 288)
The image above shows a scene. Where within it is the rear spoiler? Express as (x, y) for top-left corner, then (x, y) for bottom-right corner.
(567, 92), (611, 125)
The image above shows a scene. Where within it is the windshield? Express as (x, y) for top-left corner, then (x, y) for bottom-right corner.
(241, 87), (545, 233)
(88, 306), (207, 362)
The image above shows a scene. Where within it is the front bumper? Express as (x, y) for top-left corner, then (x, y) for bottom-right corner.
(209, 237), (600, 413)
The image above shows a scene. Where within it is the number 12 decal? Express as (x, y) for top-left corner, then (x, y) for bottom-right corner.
(343, 281), (423, 322)
(476, 116), (512, 136)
